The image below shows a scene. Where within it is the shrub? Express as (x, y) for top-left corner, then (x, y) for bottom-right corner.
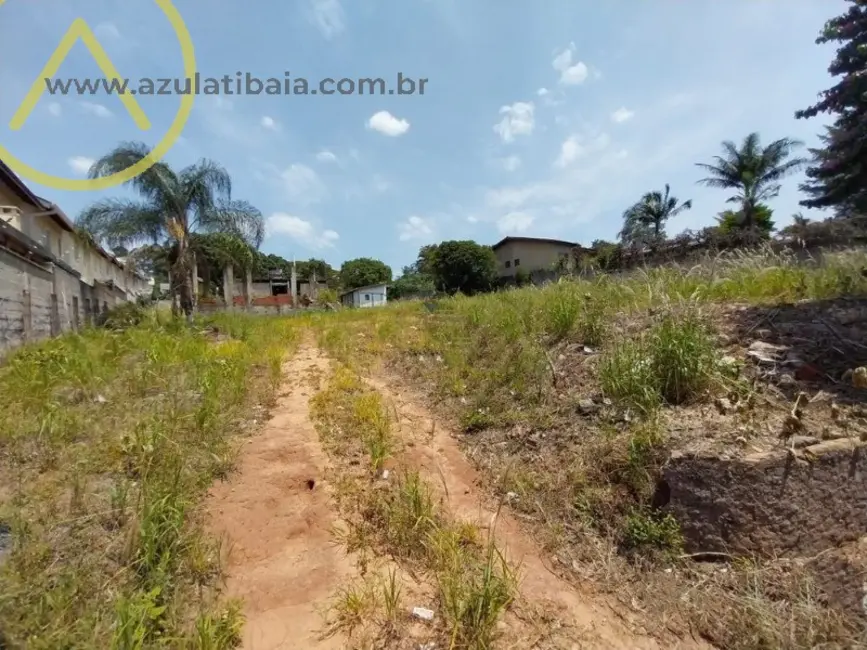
(600, 311), (717, 413)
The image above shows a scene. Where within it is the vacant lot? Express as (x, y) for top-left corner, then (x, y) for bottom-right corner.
(3, 247), (867, 649)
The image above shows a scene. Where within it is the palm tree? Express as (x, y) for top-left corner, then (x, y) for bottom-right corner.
(695, 132), (808, 231)
(78, 142), (264, 319)
(620, 184), (692, 245)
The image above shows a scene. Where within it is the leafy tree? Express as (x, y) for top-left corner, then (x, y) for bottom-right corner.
(429, 240), (497, 295)
(619, 215), (655, 248)
(715, 204), (775, 238)
(389, 271), (436, 300)
(778, 212), (812, 241)
(695, 133), (808, 231)
(296, 258), (339, 287)
(588, 239), (620, 271)
(620, 184), (692, 245)
(795, 1), (867, 215)
(406, 244), (439, 276)
(79, 142), (264, 318)
(339, 257), (392, 290)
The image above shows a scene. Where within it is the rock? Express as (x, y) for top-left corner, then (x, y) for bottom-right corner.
(853, 367), (867, 389)
(418, 643), (438, 650)
(664, 439), (867, 557)
(714, 397), (734, 415)
(583, 346), (596, 354)
(506, 491), (519, 501)
(94, 394), (108, 404)
(777, 373), (798, 387)
(382, 469), (390, 480)
(577, 398), (599, 415)
(791, 435), (820, 449)
(412, 606), (435, 622)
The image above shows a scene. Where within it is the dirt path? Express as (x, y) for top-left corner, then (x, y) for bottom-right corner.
(207, 343), (352, 650)
(368, 375), (709, 650)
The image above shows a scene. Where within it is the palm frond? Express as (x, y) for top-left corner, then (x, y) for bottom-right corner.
(198, 199), (265, 248)
(88, 141), (179, 204)
(77, 198), (164, 249)
(181, 159), (233, 228)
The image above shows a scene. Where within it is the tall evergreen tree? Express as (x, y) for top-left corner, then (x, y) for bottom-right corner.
(795, 0), (867, 214)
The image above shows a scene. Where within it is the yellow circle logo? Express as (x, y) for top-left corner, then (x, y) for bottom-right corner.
(0, 0), (196, 191)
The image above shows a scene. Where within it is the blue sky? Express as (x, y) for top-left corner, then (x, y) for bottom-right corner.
(0, 0), (846, 275)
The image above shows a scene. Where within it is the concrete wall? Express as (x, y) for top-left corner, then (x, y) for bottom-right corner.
(494, 240), (573, 278)
(0, 248), (76, 354)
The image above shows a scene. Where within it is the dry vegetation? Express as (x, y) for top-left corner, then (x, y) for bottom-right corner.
(4, 246), (867, 649)
(309, 246), (867, 649)
(0, 311), (298, 649)
(309, 363), (518, 649)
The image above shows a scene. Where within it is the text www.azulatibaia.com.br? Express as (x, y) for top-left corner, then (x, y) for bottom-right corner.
(43, 72), (429, 96)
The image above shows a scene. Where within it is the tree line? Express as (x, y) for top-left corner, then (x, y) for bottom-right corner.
(602, 0), (866, 261)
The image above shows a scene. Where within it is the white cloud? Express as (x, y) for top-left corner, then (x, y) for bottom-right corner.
(537, 88), (549, 96)
(79, 101), (112, 118)
(47, 102), (62, 117)
(94, 22), (121, 39)
(552, 43), (589, 85)
(497, 211), (534, 234)
(501, 155), (521, 172)
(555, 135), (583, 168)
(280, 164), (326, 205)
(555, 132), (610, 169)
(308, 0), (345, 39)
(367, 110), (410, 136)
(316, 150), (338, 163)
(398, 215), (434, 242)
(67, 156), (94, 175)
(493, 102), (535, 143)
(611, 107), (635, 123)
(265, 213), (339, 250)
(260, 115), (279, 131)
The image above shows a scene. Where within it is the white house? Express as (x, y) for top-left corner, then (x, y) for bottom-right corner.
(340, 283), (387, 308)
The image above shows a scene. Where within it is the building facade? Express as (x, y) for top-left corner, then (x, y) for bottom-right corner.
(492, 236), (577, 279)
(340, 283), (388, 308)
(0, 159), (151, 355)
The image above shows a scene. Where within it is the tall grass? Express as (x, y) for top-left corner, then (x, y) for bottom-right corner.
(306, 247), (867, 648)
(0, 311), (299, 648)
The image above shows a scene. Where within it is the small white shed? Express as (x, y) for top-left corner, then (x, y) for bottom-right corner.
(340, 283), (388, 308)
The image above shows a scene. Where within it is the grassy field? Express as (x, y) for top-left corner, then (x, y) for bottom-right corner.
(3, 246), (866, 649)
(309, 246), (867, 648)
(0, 311), (299, 649)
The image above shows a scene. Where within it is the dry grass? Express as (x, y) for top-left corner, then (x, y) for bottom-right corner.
(0, 309), (300, 649)
(311, 362), (518, 649)
(309, 246), (867, 648)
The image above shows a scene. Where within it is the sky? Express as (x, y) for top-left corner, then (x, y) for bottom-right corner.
(0, 0), (847, 275)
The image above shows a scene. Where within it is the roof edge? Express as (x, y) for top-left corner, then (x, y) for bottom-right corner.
(492, 236), (578, 250)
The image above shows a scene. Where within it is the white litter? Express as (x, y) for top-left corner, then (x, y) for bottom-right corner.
(412, 606), (435, 621)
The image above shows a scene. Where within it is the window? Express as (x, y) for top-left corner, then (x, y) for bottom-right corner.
(514, 258), (521, 267)
(504, 261), (511, 269)
(365, 294), (370, 301)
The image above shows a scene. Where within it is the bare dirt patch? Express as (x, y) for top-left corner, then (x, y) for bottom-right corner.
(366, 374), (709, 649)
(207, 342), (355, 650)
